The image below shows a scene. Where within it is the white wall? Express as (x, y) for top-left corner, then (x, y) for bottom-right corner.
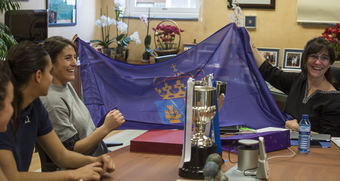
(0, 0), (99, 41)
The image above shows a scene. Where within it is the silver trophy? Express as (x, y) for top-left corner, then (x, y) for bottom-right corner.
(179, 75), (223, 179)
(191, 86), (216, 147)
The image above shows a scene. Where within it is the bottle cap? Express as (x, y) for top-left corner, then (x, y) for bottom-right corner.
(302, 114), (309, 119)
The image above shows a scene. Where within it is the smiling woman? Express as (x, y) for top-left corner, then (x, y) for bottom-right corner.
(251, 37), (340, 137)
(39, 36), (125, 171)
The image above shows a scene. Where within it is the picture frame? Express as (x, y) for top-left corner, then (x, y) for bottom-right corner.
(46, 0), (77, 27)
(257, 48), (280, 68)
(227, 0), (275, 9)
(282, 49), (304, 71)
(245, 16), (256, 29)
(183, 43), (196, 52)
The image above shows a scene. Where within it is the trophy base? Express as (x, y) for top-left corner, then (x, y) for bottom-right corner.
(179, 144), (217, 179)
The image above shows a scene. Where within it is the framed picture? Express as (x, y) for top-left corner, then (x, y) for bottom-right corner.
(245, 16), (256, 29)
(227, 0), (275, 9)
(183, 43), (196, 52)
(47, 0), (77, 26)
(258, 48), (280, 67)
(282, 49), (304, 71)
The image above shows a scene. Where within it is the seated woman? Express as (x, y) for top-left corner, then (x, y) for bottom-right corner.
(0, 41), (115, 181)
(0, 61), (12, 181)
(39, 36), (125, 171)
(251, 37), (340, 136)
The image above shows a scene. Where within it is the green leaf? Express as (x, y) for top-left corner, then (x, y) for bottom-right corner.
(0, 0), (20, 14)
(0, 22), (17, 59)
(116, 34), (125, 42)
(144, 35), (151, 48)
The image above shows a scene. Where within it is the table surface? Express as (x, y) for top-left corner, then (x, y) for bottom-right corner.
(101, 143), (340, 181)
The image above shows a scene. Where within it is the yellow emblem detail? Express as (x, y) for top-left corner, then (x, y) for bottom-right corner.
(165, 105), (182, 123)
(153, 64), (205, 100)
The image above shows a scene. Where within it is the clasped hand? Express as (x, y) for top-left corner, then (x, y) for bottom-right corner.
(103, 109), (126, 132)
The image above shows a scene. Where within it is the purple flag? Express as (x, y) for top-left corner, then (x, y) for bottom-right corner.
(78, 23), (290, 130)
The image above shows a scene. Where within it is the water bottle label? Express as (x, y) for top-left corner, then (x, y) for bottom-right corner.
(299, 126), (311, 132)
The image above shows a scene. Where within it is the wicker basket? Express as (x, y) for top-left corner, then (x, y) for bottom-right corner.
(154, 48), (179, 56)
(153, 20), (181, 56)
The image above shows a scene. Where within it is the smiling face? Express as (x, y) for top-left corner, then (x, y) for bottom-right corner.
(52, 45), (77, 86)
(306, 49), (331, 80)
(0, 82), (14, 132)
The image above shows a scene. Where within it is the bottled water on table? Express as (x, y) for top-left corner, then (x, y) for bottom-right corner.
(298, 114), (311, 153)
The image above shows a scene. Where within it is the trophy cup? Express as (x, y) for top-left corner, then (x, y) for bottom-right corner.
(179, 80), (218, 179)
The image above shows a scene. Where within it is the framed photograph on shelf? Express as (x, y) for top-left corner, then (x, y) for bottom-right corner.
(257, 48), (280, 67)
(282, 49), (303, 71)
(47, 0), (77, 26)
(227, 0), (275, 9)
(183, 43), (196, 52)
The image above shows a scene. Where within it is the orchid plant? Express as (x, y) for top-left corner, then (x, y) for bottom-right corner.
(153, 23), (183, 50)
(94, 0), (140, 49)
(140, 9), (154, 60)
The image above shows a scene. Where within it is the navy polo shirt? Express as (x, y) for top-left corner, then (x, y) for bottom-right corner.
(0, 98), (53, 171)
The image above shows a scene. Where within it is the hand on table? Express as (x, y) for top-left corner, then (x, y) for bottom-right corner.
(285, 119), (299, 132)
(96, 154), (115, 173)
(72, 162), (103, 181)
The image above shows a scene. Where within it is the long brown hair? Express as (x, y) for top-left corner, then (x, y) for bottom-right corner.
(5, 41), (49, 134)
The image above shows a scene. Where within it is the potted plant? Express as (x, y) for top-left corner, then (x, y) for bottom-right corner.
(322, 23), (340, 60)
(140, 9), (155, 63)
(152, 20), (183, 56)
(0, 0), (20, 60)
(94, 2), (140, 61)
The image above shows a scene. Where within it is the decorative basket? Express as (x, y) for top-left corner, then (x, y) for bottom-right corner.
(153, 19), (182, 56)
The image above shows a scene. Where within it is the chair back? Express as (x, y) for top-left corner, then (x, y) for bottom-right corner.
(329, 66), (340, 90)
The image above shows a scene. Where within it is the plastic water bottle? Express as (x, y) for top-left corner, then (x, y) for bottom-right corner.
(298, 114), (311, 153)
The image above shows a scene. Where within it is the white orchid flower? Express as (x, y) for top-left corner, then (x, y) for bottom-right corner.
(117, 21), (128, 33)
(114, 0), (125, 10)
(129, 32), (141, 44)
(109, 18), (116, 25)
(95, 19), (103, 27)
(99, 16), (109, 26)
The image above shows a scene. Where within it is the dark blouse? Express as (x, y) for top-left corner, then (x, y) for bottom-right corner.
(259, 61), (340, 136)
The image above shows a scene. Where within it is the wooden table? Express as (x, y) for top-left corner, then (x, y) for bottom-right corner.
(101, 144), (340, 181)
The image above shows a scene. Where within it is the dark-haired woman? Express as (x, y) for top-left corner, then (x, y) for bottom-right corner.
(0, 61), (12, 181)
(252, 37), (340, 136)
(0, 41), (114, 181)
(39, 36), (125, 171)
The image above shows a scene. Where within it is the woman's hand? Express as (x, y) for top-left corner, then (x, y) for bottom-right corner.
(285, 119), (299, 132)
(102, 109), (125, 132)
(250, 42), (266, 68)
(96, 154), (115, 173)
(69, 162), (104, 181)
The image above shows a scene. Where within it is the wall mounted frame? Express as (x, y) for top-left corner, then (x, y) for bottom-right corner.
(47, 0), (77, 26)
(227, 0), (275, 9)
(258, 48), (280, 68)
(282, 49), (303, 71)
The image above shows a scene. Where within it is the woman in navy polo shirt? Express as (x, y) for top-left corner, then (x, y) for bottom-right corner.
(0, 61), (12, 180)
(0, 41), (115, 181)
